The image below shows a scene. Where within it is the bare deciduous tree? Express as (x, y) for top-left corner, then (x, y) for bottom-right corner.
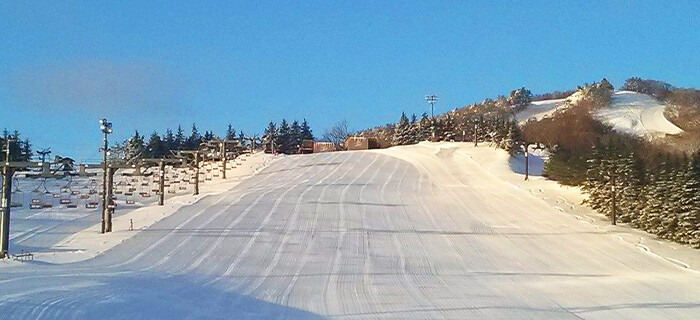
(322, 120), (350, 147)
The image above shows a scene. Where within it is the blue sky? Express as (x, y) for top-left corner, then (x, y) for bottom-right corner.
(1, 1), (698, 161)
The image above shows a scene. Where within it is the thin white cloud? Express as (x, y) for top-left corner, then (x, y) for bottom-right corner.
(7, 59), (184, 114)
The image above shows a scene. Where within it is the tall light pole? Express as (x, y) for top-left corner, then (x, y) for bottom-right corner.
(425, 95), (439, 119)
(99, 118), (113, 234)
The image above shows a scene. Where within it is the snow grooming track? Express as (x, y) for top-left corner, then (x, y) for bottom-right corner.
(1, 144), (700, 319)
(275, 153), (385, 316)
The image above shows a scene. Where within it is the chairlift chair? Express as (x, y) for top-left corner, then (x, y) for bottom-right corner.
(125, 191), (135, 205)
(9, 177), (24, 208)
(85, 188), (99, 209)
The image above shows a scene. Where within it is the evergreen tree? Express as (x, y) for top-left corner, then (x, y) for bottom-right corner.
(508, 87), (532, 112)
(641, 160), (668, 235)
(663, 159), (685, 240)
(392, 112), (413, 146)
(678, 152), (700, 247)
(418, 113), (431, 141)
(441, 115), (456, 141)
(583, 145), (606, 212)
(290, 120), (302, 151)
(499, 120), (520, 153)
(203, 130), (215, 141)
(125, 130), (146, 161)
(600, 78), (615, 91)
(617, 152), (643, 224)
(147, 131), (166, 158)
(174, 125), (186, 150)
(277, 119), (292, 154)
(262, 122), (278, 153)
(162, 129), (176, 155)
(187, 123), (202, 149)
(20, 138), (32, 161)
(225, 124), (236, 140)
(300, 119), (314, 141)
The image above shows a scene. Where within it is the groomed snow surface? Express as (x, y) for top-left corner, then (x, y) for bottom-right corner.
(517, 91), (684, 138)
(515, 97), (568, 123)
(1, 143), (699, 319)
(596, 91), (683, 137)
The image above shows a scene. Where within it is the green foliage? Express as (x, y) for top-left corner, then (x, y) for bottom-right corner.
(582, 141), (700, 248)
(622, 77), (674, 100)
(262, 119), (315, 154)
(0, 129), (33, 162)
(508, 87), (532, 112)
(544, 148), (589, 185)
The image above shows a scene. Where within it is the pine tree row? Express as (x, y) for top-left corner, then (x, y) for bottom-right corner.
(120, 123), (246, 160)
(391, 112), (522, 154)
(583, 142), (700, 248)
(0, 129), (33, 162)
(262, 119), (314, 154)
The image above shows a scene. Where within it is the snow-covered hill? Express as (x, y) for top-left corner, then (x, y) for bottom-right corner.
(516, 91), (684, 138)
(515, 97), (568, 123)
(595, 90), (683, 137)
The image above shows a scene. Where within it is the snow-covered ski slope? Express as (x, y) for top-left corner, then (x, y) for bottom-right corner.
(517, 91), (683, 138)
(2, 143), (699, 319)
(596, 91), (683, 137)
(515, 97), (568, 123)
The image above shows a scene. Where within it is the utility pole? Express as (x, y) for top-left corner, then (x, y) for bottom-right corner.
(158, 160), (165, 206)
(473, 121), (478, 147)
(193, 151), (200, 195)
(524, 147), (529, 180)
(106, 167), (116, 232)
(220, 141), (227, 179)
(99, 118), (113, 234)
(611, 174), (617, 225)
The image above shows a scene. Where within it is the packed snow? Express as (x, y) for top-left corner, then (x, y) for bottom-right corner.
(515, 97), (568, 123)
(1, 143), (699, 319)
(595, 91), (684, 137)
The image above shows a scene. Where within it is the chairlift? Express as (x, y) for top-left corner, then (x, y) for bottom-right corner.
(125, 191), (135, 205)
(85, 185), (99, 209)
(59, 190), (72, 204)
(10, 177), (24, 208)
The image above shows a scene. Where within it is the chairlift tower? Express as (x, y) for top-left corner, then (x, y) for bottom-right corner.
(1, 136), (56, 258)
(37, 148), (51, 163)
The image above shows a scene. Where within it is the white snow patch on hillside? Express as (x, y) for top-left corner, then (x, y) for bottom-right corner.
(595, 91), (683, 137)
(515, 98), (568, 123)
(516, 91), (683, 138)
